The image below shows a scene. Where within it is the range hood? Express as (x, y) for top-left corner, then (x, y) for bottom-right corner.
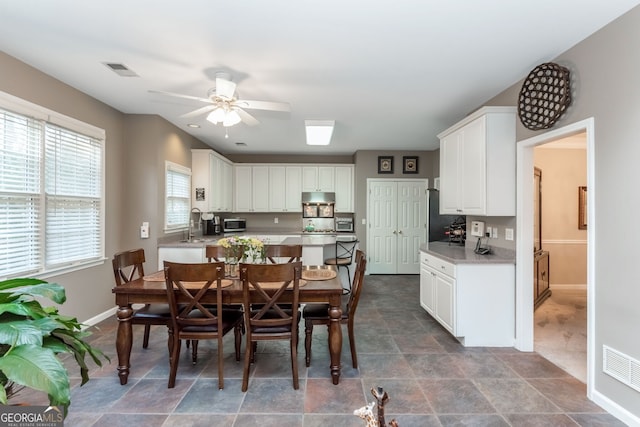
(301, 192), (335, 204)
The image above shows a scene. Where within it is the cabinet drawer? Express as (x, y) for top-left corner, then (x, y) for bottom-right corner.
(420, 252), (455, 278)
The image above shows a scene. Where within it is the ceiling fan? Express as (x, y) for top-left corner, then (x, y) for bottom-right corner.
(149, 72), (290, 127)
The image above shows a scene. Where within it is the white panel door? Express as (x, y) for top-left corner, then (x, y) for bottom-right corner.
(396, 181), (427, 274)
(368, 181), (397, 274)
(367, 179), (426, 274)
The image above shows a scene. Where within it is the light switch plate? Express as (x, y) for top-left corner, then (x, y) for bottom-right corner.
(140, 222), (149, 239)
(505, 228), (514, 241)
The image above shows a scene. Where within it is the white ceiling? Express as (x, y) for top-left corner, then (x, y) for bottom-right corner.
(0, 1), (638, 155)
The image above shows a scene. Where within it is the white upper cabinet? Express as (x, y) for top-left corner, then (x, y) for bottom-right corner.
(302, 166), (335, 192)
(233, 165), (269, 212)
(334, 165), (354, 213)
(191, 149), (233, 212)
(438, 106), (516, 216)
(269, 166), (303, 212)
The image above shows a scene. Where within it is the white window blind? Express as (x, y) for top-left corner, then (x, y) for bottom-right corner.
(44, 124), (102, 268)
(0, 93), (105, 279)
(0, 110), (42, 277)
(165, 161), (191, 231)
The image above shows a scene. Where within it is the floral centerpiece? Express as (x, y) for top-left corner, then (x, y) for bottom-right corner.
(217, 236), (265, 265)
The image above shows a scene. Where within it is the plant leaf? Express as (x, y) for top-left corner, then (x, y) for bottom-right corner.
(0, 300), (48, 318)
(0, 318), (44, 346)
(0, 278), (47, 291)
(0, 344), (70, 407)
(1, 282), (66, 305)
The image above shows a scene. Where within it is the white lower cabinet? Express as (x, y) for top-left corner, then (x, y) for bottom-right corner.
(419, 251), (515, 346)
(158, 247), (205, 271)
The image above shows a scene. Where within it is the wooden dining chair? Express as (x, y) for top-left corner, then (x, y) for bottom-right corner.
(324, 239), (358, 294)
(304, 250), (366, 368)
(163, 261), (243, 390)
(239, 261), (303, 391)
(112, 248), (172, 349)
(263, 244), (302, 264)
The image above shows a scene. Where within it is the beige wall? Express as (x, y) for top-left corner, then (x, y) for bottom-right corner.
(535, 146), (587, 286)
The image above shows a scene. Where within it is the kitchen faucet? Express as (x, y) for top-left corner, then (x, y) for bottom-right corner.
(187, 207), (202, 242)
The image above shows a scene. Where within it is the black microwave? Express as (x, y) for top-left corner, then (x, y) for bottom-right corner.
(223, 218), (246, 233)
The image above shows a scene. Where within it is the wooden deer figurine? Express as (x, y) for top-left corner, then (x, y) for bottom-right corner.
(354, 387), (399, 427)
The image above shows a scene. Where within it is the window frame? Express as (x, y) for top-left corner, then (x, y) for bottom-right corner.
(0, 91), (105, 280)
(164, 160), (191, 233)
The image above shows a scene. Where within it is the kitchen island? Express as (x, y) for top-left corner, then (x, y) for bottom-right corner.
(419, 241), (516, 347)
(157, 232), (357, 270)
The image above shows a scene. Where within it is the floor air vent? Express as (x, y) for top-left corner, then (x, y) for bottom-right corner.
(603, 345), (640, 392)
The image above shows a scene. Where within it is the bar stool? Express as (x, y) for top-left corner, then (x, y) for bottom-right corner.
(324, 238), (358, 294)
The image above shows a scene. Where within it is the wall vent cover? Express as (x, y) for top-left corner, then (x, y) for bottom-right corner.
(603, 345), (640, 393)
(103, 62), (138, 77)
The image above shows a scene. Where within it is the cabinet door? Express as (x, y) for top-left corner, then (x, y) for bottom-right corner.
(435, 273), (455, 334)
(191, 149), (212, 212)
(269, 166), (287, 211)
(439, 132), (461, 214)
(212, 155), (232, 211)
(233, 165), (253, 212)
(334, 166), (353, 212)
(251, 166), (270, 212)
(221, 160), (233, 211)
(459, 116), (486, 214)
(317, 166), (335, 191)
(301, 167), (319, 192)
(285, 166), (302, 211)
(420, 265), (436, 315)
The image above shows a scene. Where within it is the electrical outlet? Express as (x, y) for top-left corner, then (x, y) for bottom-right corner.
(274, 217), (279, 224)
(140, 222), (149, 239)
(362, 218), (366, 225)
(492, 227), (498, 238)
(505, 228), (514, 241)
(486, 226), (492, 238)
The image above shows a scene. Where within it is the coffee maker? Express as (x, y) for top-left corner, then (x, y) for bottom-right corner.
(203, 215), (222, 235)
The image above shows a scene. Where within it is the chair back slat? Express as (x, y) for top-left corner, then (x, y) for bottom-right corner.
(112, 248), (145, 286)
(264, 244), (302, 264)
(347, 250), (367, 316)
(240, 262), (302, 328)
(163, 261), (225, 328)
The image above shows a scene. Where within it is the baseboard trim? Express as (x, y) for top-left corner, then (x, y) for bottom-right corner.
(81, 307), (117, 330)
(590, 388), (640, 427)
(550, 284), (587, 291)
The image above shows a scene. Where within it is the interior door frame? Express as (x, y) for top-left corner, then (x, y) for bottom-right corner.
(366, 178), (428, 274)
(515, 118), (594, 394)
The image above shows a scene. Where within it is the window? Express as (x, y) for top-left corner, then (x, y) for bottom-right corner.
(164, 161), (191, 232)
(0, 92), (104, 279)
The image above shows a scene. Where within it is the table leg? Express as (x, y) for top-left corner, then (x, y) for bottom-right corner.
(115, 305), (133, 385)
(328, 298), (343, 384)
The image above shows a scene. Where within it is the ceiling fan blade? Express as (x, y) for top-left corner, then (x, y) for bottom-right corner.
(215, 76), (237, 101)
(180, 104), (215, 119)
(235, 108), (260, 126)
(149, 89), (211, 104)
(236, 99), (291, 112)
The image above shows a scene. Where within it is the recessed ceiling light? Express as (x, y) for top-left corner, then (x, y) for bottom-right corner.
(305, 120), (334, 145)
(187, 123), (200, 128)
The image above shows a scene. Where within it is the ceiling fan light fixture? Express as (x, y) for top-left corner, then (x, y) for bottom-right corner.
(223, 109), (242, 127)
(305, 120), (334, 145)
(206, 107), (226, 124)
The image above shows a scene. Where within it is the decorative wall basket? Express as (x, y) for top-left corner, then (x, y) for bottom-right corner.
(518, 62), (571, 130)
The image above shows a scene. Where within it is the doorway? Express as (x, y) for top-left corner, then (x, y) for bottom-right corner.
(515, 118), (594, 394)
(533, 133), (588, 383)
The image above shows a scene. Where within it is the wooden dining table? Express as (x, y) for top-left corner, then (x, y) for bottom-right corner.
(112, 265), (344, 385)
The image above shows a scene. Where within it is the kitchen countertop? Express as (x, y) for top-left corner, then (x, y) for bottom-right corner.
(421, 241), (515, 265)
(158, 231), (357, 248)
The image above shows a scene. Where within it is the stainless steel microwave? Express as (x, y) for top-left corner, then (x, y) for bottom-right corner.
(223, 218), (246, 233)
(335, 217), (354, 232)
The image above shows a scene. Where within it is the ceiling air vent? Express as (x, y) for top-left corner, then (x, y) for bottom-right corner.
(103, 62), (138, 77)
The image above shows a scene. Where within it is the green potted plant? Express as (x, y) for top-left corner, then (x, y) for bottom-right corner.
(0, 277), (109, 414)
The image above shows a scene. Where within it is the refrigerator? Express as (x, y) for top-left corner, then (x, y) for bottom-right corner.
(427, 188), (465, 242)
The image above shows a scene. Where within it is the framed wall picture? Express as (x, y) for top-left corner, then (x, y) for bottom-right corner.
(403, 156), (418, 174)
(378, 156), (393, 174)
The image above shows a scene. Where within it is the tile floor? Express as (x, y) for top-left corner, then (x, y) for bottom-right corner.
(19, 275), (624, 426)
